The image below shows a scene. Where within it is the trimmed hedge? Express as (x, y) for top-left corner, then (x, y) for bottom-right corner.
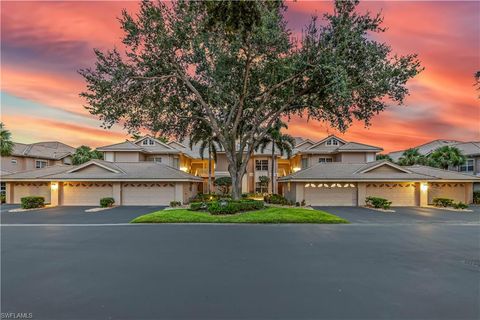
(473, 191), (480, 204)
(453, 202), (468, 210)
(100, 197), (115, 208)
(208, 200), (264, 215)
(21, 196), (45, 209)
(432, 198), (454, 207)
(264, 194), (292, 205)
(365, 196), (392, 210)
(170, 201), (182, 207)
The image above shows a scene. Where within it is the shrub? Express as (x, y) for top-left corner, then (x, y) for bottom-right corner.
(301, 199), (306, 207)
(453, 202), (468, 210)
(365, 196), (392, 210)
(100, 197), (115, 208)
(432, 198), (454, 207)
(21, 196), (45, 209)
(214, 177), (232, 195)
(264, 194), (289, 205)
(170, 201), (182, 207)
(192, 193), (219, 202)
(0, 194), (5, 204)
(207, 200), (264, 215)
(189, 202), (207, 211)
(473, 191), (480, 204)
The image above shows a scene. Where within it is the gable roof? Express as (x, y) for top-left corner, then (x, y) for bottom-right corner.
(337, 142), (383, 152)
(388, 139), (462, 161)
(10, 141), (75, 160)
(356, 160), (410, 174)
(2, 159), (202, 182)
(97, 136), (180, 154)
(278, 160), (480, 182)
(97, 140), (143, 151)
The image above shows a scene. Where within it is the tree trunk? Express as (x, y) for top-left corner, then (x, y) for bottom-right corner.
(272, 144), (276, 194)
(207, 143), (212, 194)
(230, 170), (244, 200)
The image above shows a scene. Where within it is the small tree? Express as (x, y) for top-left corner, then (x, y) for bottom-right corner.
(214, 177), (232, 195)
(79, 0), (422, 199)
(258, 176), (270, 194)
(0, 122), (14, 157)
(72, 146), (103, 165)
(428, 146), (466, 170)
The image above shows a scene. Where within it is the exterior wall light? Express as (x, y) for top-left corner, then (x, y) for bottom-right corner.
(420, 183), (428, 192)
(180, 167), (188, 172)
(51, 182), (58, 190)
(293, 167), (301, 172)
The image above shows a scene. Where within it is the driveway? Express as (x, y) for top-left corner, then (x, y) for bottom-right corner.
(0, 205), (165, 224)
(2, 223), (479, 319)
(314, 205), (480, 224)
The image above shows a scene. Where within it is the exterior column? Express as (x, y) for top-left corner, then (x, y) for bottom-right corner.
(357, 183), (366, 206)
(50, 181), (60, 206)
(6, 182), (14, 204)
(465, 183), (473, 204)
(112, 182), (122, 206)
(174, 183), (183, 204)
(419, 182), (428, 207)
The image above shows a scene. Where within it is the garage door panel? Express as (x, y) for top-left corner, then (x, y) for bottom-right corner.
(122, 183), (175, 205)
(62, 183), (113, 206)
(428, 183), (466, 204)
(305, 183), (357, 206)
(366, 183), (417, 206)
(13, 182), (51, 204)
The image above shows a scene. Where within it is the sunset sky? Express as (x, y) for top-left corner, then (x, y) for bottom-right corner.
(1, 1), (479, 153)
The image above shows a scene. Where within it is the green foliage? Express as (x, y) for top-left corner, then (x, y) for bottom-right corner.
(0, 122), (14, 157)
(365, 196), (392, 209)
(72, 145), (103, 165)
(473, 191), (480, 204)
(376, 154), (393, 162)
(432, 198), (454, 207)
(1, 194), (6, 204)
(397, 148), (427, 166)
(207, 200), (265, 215)
(191, 193), (220, 202)
(428, 146), (466, 170)
(189, 202), (206, 211)
(79, 0), (421, 199)
(100, 197), (115, 207)
(21, 196), (45, 209)
(452, 202), (468, 210)
(214, 177), (232, 195)
(169, 201), (182, 207)
(242, 192), (264, 199)
(264, 194), (292, 205)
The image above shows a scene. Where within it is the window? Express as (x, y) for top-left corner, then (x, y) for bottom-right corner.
(11, 159), (17, 165)
(255, 160), (268, 171)
(0, 182), (5, 196)
(35, 160), (48, 169)
(153, 157), (162, 163)
(301, 158), (308, 169)
(255, 182), (269, 193)
(142, 139), (155, 146)
(326, 139), (339, 146)
(318, 157), (333, 163)
(460, 159), (474, 172)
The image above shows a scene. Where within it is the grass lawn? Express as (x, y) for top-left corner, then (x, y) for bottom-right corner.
(131, 207), (348, 224)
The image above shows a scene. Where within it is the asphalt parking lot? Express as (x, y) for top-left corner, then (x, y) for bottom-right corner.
(1, 204), (479, 319)
(0, 205), (165, 224)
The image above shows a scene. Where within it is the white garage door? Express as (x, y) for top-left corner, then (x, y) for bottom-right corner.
(122, 183), (175, 205)
(13, 182), (51, 204)
(366, 183), (417, 206)
(62, 182), (113, 206)
(428, 183), (466, 204)
(305, 183), (357, 206)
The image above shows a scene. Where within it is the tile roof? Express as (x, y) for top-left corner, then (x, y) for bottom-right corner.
(2, 159), (202, 182)
(11, 141), (75, 160)
(389, 139), (462, 161)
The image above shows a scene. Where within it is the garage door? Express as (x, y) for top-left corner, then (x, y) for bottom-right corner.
(304, 183), (357, 206)
(366, 183), (417, 206)
(13, 182), (51, 204)
(122, 183), (175, 205)
(428, 183), (466, 204)
(62, 182), (113, 205)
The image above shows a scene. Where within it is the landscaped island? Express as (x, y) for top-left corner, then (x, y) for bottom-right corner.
(131, 207), (347, 224)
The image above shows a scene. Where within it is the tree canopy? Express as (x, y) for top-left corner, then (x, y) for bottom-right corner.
(72, 146), (103, 165)
(79, 0), (422, 198)
(0, 122), (14, 157)
(428, 146), (466, 170)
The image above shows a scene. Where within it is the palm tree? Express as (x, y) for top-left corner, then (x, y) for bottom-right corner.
(376, 154), (393, 162)
(72, 146), (103, 165)
(0, 122), (14, 156)
(189, 126), (220, 194)
(397, 148), (426, 166)
(255, 120), (295, 194)
(428, 146), (466, 170)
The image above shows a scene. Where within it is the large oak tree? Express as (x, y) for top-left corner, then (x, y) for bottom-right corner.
(80, 0), (422, 199)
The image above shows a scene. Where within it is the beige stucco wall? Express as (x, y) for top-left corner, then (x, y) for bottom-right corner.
(338, 153), (366, 163)
(114, 152), (141, 162)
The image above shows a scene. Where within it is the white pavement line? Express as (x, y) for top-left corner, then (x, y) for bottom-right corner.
(0, 223), (133, 227)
